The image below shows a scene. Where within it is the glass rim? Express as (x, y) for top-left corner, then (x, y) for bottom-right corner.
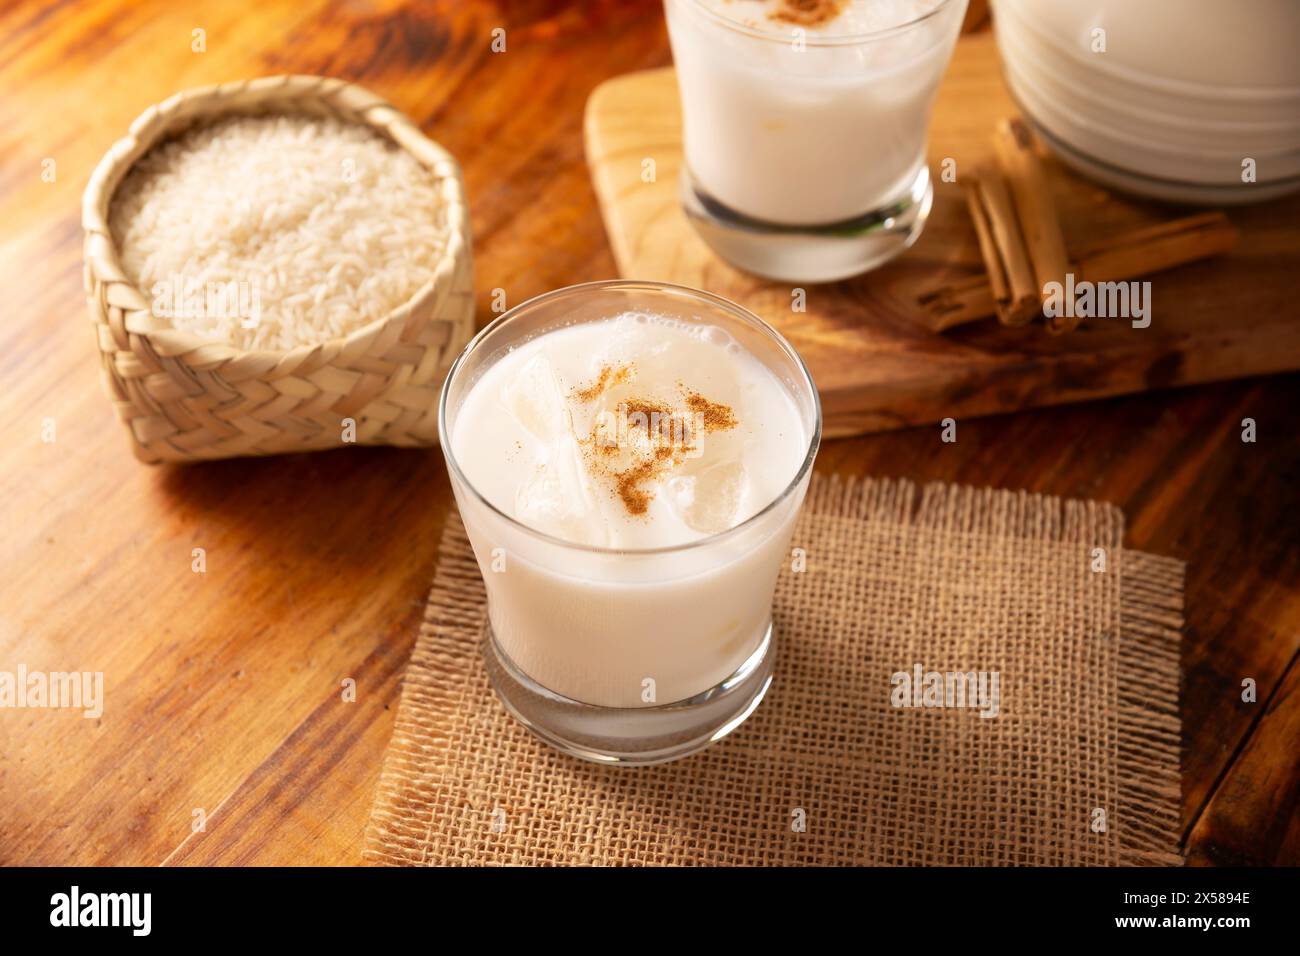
(437, 279), (823, 558)
(679, 0), (963, 47)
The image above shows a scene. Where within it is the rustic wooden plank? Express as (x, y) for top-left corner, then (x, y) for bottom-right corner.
(0, 0), (1296, 867)
(1185, 651), (1300, 865)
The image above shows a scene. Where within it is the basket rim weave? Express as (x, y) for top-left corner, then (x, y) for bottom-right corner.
(82, 73), (470, 367)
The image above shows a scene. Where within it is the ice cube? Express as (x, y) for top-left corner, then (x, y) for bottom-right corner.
(667, 459), (746, 535)
(500, 354), (570, 442)
(515, 433), (609, 547)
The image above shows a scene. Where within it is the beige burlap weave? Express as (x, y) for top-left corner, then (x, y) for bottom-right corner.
(364, 476), (1183, 866)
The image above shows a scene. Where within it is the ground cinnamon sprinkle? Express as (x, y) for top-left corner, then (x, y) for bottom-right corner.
(614, 460), (657, 515)
(572, 363), (740, 517)
(572, 363), (631, 401)
(622, 398), (672, 422)
(686, 392), (738, 432)
(768, 0), (847, 28)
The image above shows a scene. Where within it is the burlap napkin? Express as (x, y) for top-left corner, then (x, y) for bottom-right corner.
(364, 476), (1183, 866)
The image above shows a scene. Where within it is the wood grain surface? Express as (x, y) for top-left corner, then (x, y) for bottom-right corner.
(584, 59), (1300, 437)
(0, 0), (1296, 866)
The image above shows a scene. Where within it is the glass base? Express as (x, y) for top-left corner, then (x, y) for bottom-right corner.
(482, 623), (776, 766)
(680, 165), (933, 284)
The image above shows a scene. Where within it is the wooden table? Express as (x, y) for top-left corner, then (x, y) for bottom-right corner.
(0, 0), (1296, 867)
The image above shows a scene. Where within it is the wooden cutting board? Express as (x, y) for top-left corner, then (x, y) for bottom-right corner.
(583, 33), (1300, 437)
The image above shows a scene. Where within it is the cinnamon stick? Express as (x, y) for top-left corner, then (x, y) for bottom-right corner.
(962, 161), (1038, 326)
(1072, 213), (1239, 282)
(915, 212), (1239, 333)
(993, 117), (1074, 333)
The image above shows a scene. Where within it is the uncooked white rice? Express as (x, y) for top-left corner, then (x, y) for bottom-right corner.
(109, 113), (449, 351)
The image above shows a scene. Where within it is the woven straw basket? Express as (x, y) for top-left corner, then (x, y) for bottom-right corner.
(82, 75), (474, 463)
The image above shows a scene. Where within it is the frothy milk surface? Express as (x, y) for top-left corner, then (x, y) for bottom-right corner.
(698, 0), (944, 36)
(451, 312), (806, 550)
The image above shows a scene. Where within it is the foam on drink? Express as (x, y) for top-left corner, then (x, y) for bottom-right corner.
(452, 312), (805, 550)
(698, 0), (945, 36)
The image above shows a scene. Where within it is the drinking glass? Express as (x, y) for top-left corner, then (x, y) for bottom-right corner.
(665, 0), (968, 282)
(439, 280), (821, 764)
